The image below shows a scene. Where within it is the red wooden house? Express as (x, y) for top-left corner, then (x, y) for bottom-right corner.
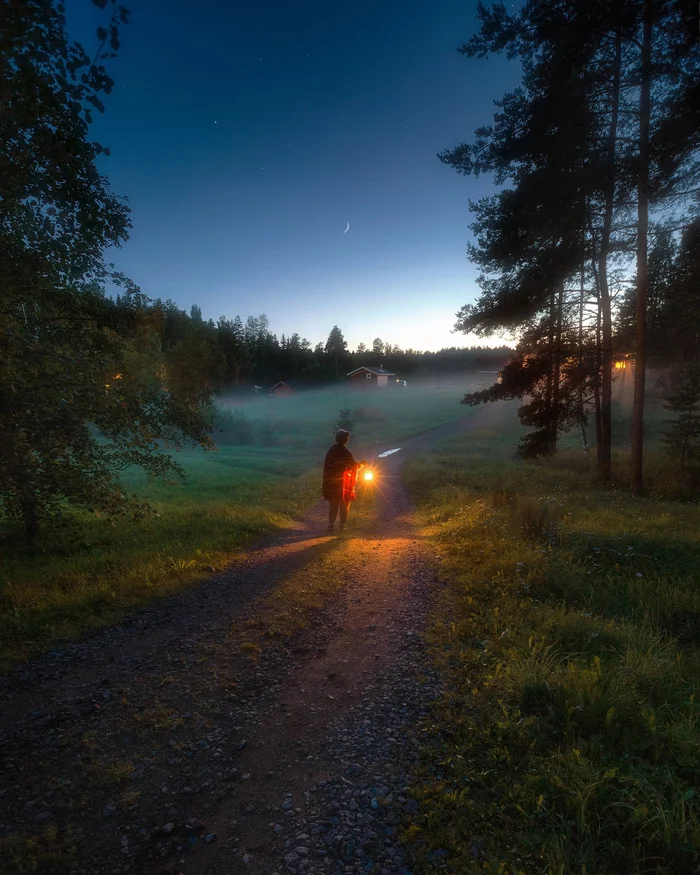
(347, 367), (396, 389)
(268, 381), (293, 397)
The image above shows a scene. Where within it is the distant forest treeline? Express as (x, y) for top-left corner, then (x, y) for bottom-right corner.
(144, 303), (513, 390)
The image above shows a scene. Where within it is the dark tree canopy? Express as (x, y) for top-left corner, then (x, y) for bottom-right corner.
(441, 0), (700, 483)
(0, 1), (216, 535)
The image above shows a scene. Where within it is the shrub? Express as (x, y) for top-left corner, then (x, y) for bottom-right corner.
(213, 408), (253, 445)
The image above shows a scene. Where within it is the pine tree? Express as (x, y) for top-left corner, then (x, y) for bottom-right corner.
(441, 0), (635, 474)
(462, 316), (597, 459)
(663, 364), (700, 465)
(617, 231), (677, 360)
(662, 220), (700, 365)
(324, 326), (349, 379)
(336, 405), (354, 434)
(217, 315), (248, 386)
(442, 0), (700, 483)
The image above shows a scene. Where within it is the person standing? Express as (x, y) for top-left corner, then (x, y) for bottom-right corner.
(322, 429), (365, 534)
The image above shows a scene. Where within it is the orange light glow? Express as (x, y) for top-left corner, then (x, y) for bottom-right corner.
(105, 373), (123, 389)
(364, 470), (374, 481)
(614, 361), (626, 370)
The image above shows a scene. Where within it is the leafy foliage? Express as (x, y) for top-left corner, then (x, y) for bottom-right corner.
(0, 2), (215, 535)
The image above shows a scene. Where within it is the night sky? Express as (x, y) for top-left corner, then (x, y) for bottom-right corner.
(71, 1), (520, 352)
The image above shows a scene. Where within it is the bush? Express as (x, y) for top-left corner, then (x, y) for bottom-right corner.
(213, 408), (253, 445)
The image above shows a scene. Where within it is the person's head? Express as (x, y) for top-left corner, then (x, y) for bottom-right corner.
(335, 429), (351, 446)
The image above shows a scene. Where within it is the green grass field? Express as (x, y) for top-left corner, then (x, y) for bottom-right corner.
(216, 381), (481, 449)
(0, 383), (473, 669)
(403, 400), (700, 874)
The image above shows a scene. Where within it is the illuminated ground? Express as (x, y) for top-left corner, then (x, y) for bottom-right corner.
(0, 408), (504, 874)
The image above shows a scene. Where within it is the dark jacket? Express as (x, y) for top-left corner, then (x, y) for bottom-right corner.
(322, 444), (359, 501)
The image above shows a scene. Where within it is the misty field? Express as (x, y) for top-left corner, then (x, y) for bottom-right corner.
(214, 380), (487, 450)
(0, 383), (475, 668)
(403, 405), (700, 874)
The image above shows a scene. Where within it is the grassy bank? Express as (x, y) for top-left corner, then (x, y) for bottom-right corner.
(0, 448), (320, 669)
(403, 418), (700, 874)
(0, 384), (473, 669)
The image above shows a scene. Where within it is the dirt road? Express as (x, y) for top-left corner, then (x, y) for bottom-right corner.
(0, 414), (480, 874)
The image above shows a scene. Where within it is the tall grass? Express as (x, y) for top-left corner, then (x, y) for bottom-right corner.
(403, 422), (700, 874)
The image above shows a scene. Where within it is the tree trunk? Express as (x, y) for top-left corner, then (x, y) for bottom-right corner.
(594, 299), (603, 467)
(545, 287), (555, 453)
(631, 0), (653, 492)
(579, 234), (589, 452)
(589, 224), (603, 464)
(597, 27), (622, 482)
(550, 284), (564, 454)
(21, 489), (40, 539)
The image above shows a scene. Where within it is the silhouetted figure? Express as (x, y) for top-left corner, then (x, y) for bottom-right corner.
(322, 429), (365, 534)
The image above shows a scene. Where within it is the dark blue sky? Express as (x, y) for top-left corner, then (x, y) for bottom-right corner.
(73, 0), (520, 351)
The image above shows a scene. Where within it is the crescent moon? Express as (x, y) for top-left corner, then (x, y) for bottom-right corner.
(343, 222), (350, 234)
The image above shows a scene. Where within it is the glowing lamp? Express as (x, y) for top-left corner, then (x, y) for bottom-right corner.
(363, 469), (374, 482)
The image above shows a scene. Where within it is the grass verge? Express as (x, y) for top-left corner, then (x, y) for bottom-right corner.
(0, 449), (320, 670)
(403, 428), (700, 874)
